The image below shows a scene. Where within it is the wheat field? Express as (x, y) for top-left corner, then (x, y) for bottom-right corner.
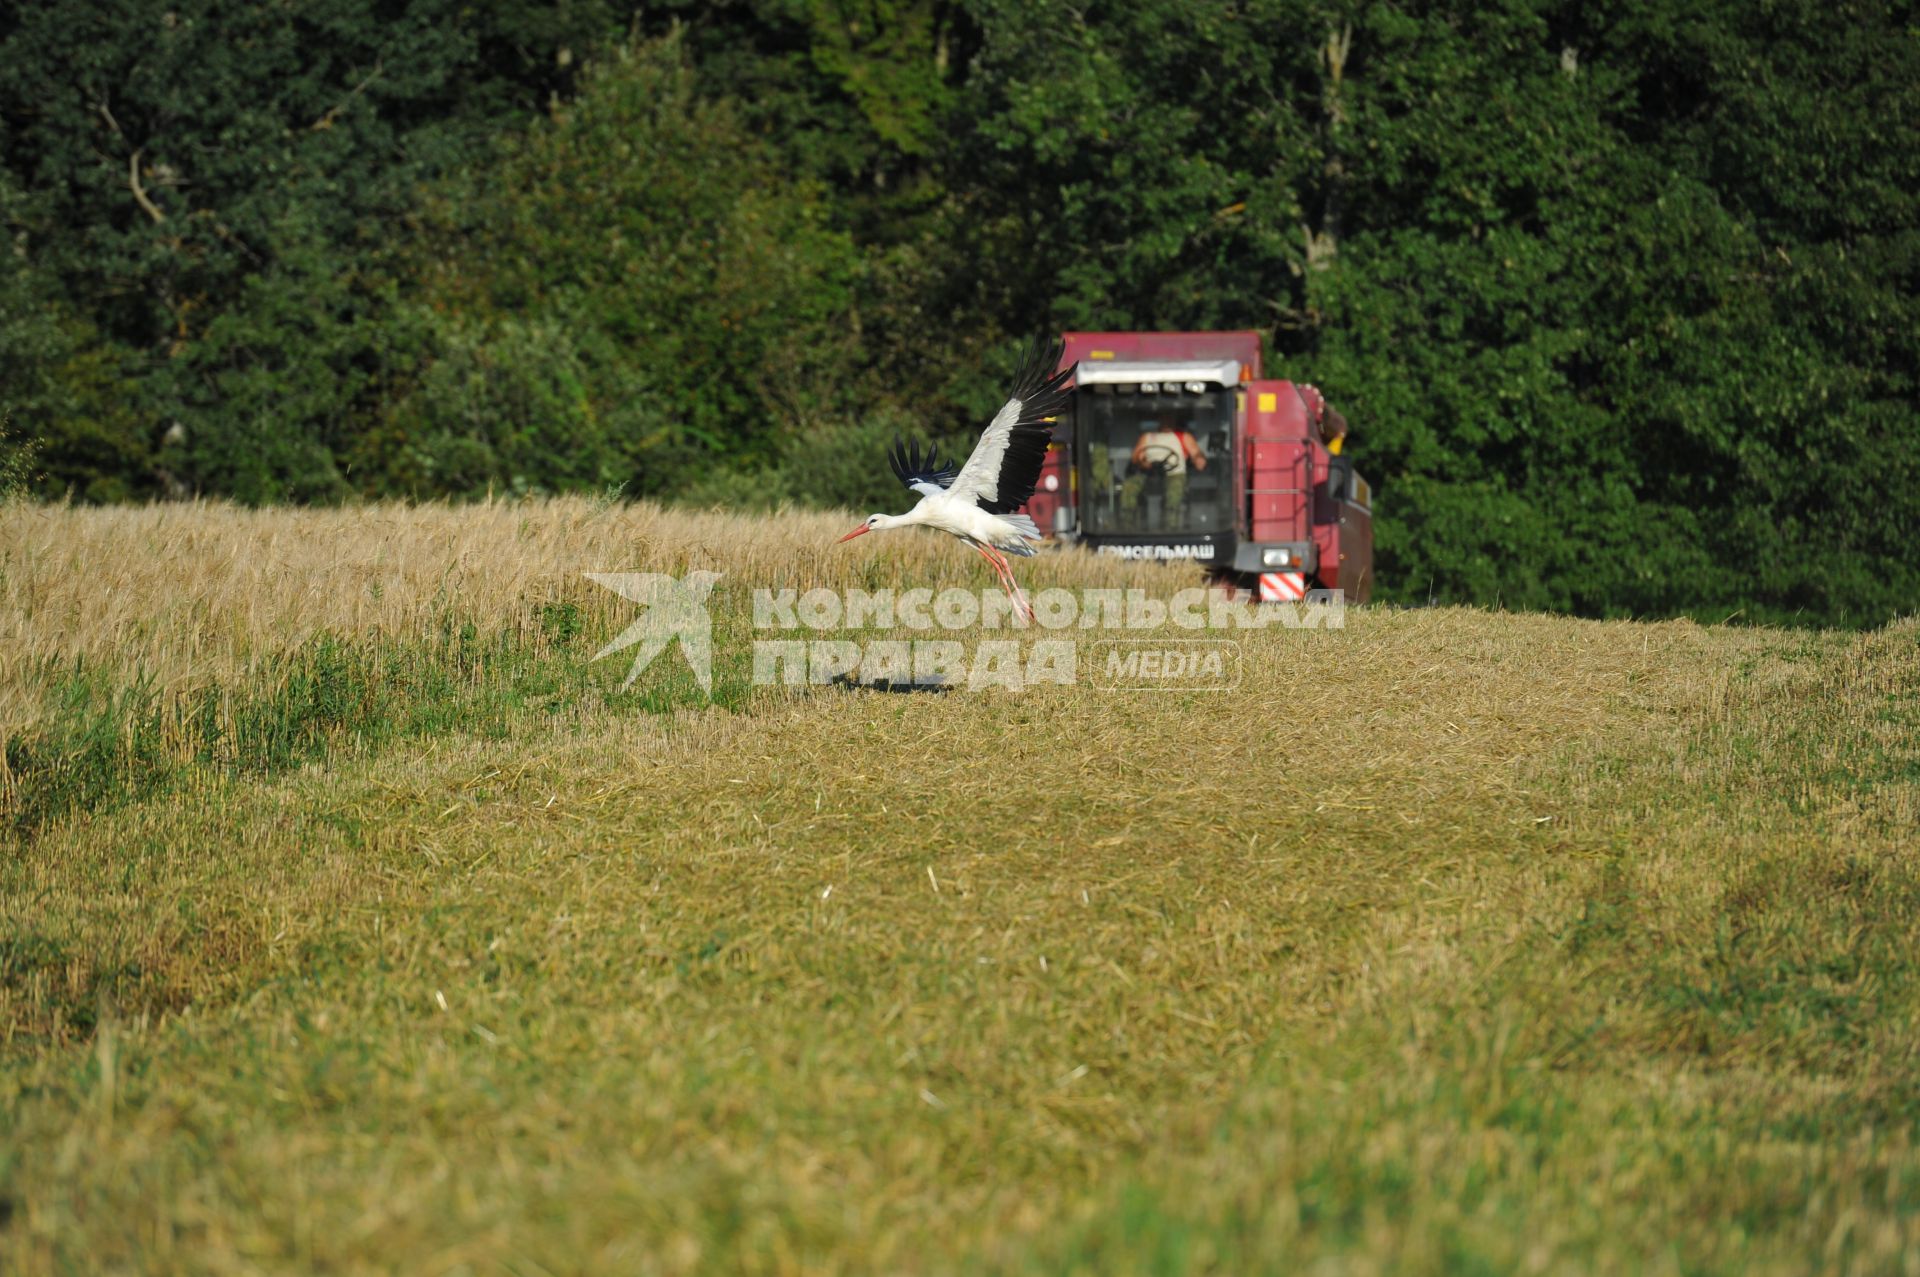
(2, 499), (1916, 1274)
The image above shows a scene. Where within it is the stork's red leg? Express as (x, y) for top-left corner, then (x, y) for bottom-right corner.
(1000, 553), (1035, 623)
(973, 543), (1033, 623)
(987, 546), (1033, 624)
(1006, 578), (1034, 625)
(976, 543), (1013, 594)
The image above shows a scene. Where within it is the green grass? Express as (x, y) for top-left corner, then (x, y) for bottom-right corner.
(3, 605), (760, 840)
(1, 508), (1917, 1273)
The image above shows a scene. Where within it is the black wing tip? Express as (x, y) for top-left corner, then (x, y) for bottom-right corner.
(1001, 332), (1074, 432)
(889, 434), (958, 490)
(1012, 334), (1070, 393)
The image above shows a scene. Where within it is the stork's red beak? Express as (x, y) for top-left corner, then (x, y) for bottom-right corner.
(837, 525), (870, 543)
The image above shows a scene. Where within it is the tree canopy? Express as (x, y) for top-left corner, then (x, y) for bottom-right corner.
(4, 0), (1915, 625)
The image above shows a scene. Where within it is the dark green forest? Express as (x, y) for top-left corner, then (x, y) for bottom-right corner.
(2, 1), (1915, 625)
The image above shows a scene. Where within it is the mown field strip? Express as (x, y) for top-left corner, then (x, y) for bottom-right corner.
(2, 501), (1916, 1273)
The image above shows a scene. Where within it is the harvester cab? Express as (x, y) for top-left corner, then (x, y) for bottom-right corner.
(1023, 331), (1373, 603)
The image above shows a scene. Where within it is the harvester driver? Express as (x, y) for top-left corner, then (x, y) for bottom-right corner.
(1124, 422), (1206, 514)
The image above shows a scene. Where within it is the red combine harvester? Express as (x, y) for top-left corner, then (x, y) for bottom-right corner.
(1023, 331), (1373, 602)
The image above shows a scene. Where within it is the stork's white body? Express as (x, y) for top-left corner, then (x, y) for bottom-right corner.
(871, 494), (1040, 557)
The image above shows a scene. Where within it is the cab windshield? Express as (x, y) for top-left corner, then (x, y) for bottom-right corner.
(1077, 384), (1235, 535)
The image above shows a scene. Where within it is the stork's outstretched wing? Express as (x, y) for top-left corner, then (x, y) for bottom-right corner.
(947, 337), (1073, 515)
(888, 438), (959, 498)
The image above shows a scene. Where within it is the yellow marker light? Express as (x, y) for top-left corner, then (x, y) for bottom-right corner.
(1090, 350), (1115, 360)
(1258, 392), (1277, 412)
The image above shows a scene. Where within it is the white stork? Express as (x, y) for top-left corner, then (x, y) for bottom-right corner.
(837, 338), (1073, 623)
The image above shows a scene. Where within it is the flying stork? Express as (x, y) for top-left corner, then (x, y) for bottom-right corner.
(836, 338), (1074, 623)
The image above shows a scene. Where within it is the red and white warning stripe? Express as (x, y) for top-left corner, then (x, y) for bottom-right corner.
(1258, 571), (1306, 602)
